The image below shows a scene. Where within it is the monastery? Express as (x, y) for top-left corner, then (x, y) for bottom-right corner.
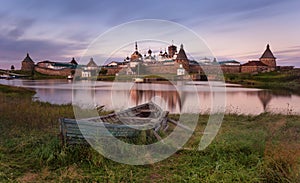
(20, 42), (293, 78)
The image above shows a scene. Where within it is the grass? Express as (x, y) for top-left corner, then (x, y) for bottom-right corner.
(0, 84), (35, 96)
(10, 70), (67, 80)
(31, 71), (67, 80)
(0, 85), (299, 182)
(225, 69), (300, 94)
(97, 75), (116, 81)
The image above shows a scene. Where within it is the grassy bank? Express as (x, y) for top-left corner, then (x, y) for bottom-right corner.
(0, 85), (299, 182)
(0, 84), (35, 96)
(12, 70), (66, 80)
(225, 70), (300, 94)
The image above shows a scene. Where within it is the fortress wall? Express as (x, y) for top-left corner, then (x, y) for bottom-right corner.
(145, 64), (178, 74)
(34, 66), (72, 76)
(190, 65), (241, 74)
(241, 65), (269, 73)
(106, 64), (241, 76)
(106, 67), (122, 75)
(221, 65), (241, 74)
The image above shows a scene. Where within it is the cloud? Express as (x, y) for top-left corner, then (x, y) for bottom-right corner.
(7, 28), (24, 39)
(0, 0), (299, 69)
(0, 35), (86, 64)
(0, 15), (35, 39)
(275, 47), (300, 55)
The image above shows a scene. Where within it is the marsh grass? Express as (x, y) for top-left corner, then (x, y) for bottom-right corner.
(224, 70), (300, 95)
(0, 85), (299, 182)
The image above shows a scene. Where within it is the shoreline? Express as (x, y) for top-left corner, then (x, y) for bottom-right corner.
(5, 68), (300, 88)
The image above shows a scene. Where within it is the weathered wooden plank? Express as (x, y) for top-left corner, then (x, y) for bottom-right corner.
(60, 117), (141, 146)
(118, 116), (158, 120)
(152, 130), (164, 143)
(66, 126), (138, 136)
(167, 118), (193, 132)
(64, 120), (124, 128)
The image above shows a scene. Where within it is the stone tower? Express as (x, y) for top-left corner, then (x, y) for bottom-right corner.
(175, 44), (189, 71)
(168, 44), (177, 58)
(260, 44), (276, 70)
(21, 53), (35, 71)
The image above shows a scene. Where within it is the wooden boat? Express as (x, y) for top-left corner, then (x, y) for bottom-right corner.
(67, 75), (73, 80)
(59, 102), (169, 145)
(133, 77), (144, 83)
(5, 76), (15, 80)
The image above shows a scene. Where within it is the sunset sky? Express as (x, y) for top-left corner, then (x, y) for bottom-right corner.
(0, 0), (300, 69)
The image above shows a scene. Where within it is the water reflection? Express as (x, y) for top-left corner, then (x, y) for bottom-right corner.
(0, 79), (299, 115)
(257, 91), (273, 112)
(130, 83), (182, 112)
(245, 90), (292, 113)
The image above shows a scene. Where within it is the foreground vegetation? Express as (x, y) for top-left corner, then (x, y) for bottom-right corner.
(225, 69), (300, 94)
(0, 84), (299, 182)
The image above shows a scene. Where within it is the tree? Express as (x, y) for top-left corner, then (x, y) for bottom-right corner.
(99, 68), (108, 75)
(11, 65), (15, 71)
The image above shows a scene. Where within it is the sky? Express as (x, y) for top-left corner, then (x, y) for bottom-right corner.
(0, 0), (300, 69)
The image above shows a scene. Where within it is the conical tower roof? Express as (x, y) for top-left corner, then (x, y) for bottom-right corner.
(87, 58), (98, 67)
(70, 57), (78, 65)
(260, 44), (276, 59)
(176, 44), (188, 60)
(23, 53), (34, 63)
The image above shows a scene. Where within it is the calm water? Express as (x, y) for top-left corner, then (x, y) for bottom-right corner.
(1, 79), (300, 115)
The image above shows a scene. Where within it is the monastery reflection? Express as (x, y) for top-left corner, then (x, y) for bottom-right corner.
(129, 83), (183, 112)
(246, 90), (291, 112)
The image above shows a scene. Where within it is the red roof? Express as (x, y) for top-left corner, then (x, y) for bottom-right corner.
(242, 61), (268, 66)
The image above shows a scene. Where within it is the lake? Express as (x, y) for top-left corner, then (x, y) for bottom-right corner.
(1, 79), (300, 115)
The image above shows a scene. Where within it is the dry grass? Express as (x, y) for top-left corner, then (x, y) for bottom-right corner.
(263, 116), (300, 182)
(17, 172), (38, 183)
